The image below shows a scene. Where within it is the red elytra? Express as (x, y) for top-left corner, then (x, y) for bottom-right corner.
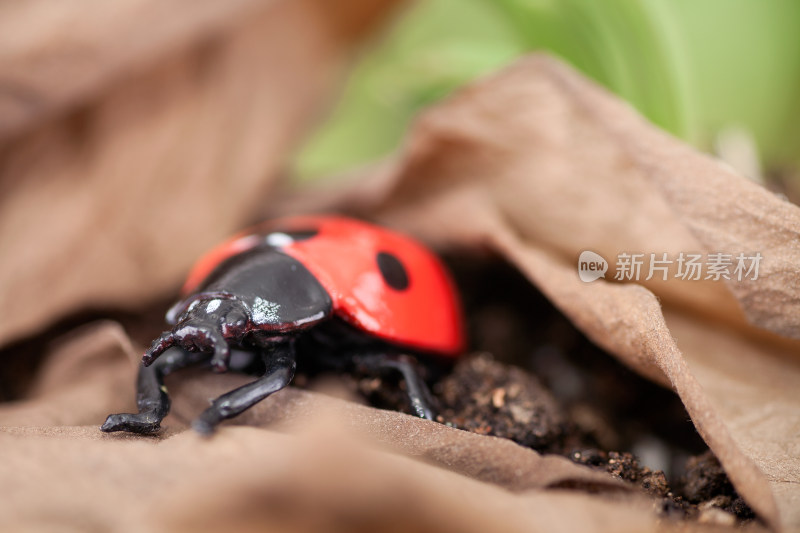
(182, 215), (465, 357)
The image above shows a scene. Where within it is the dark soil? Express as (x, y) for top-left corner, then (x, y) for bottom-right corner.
(435, 353), (564, 451)
(356, 351), (754, 525)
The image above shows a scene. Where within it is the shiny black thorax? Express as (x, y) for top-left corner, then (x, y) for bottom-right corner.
(196, 247), (333, 333)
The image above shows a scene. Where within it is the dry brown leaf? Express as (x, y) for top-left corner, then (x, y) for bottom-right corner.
(0, 0), (402, 346)
(0, 426), (658, 533)
(0, 322), (667, 533)
(282, 54), (800, 532)
(0, 322), (138, 427)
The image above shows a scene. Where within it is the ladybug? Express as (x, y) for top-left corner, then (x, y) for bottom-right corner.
(101, 215), (464, 435)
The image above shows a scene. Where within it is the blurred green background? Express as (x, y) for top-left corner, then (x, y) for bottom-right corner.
(294, 0), (800, 182)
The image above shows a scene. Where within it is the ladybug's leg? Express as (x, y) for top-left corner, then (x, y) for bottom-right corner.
(354, 354), (437, 421)
(100, 347), (207, 434)
(191, 339), (296, 435)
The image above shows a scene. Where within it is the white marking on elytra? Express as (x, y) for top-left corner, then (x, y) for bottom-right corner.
(265, 232), (294, 247)
(294, 310), (326, 326)
(251, 297), (281, 324)
(205, 299), (222, 314)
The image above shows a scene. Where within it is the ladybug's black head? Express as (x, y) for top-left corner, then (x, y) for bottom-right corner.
(154, 294), (254, 372)
(176, 296), (250, 346)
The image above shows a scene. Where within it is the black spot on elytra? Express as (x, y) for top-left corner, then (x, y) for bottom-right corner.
(377, 252), (409, 291)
